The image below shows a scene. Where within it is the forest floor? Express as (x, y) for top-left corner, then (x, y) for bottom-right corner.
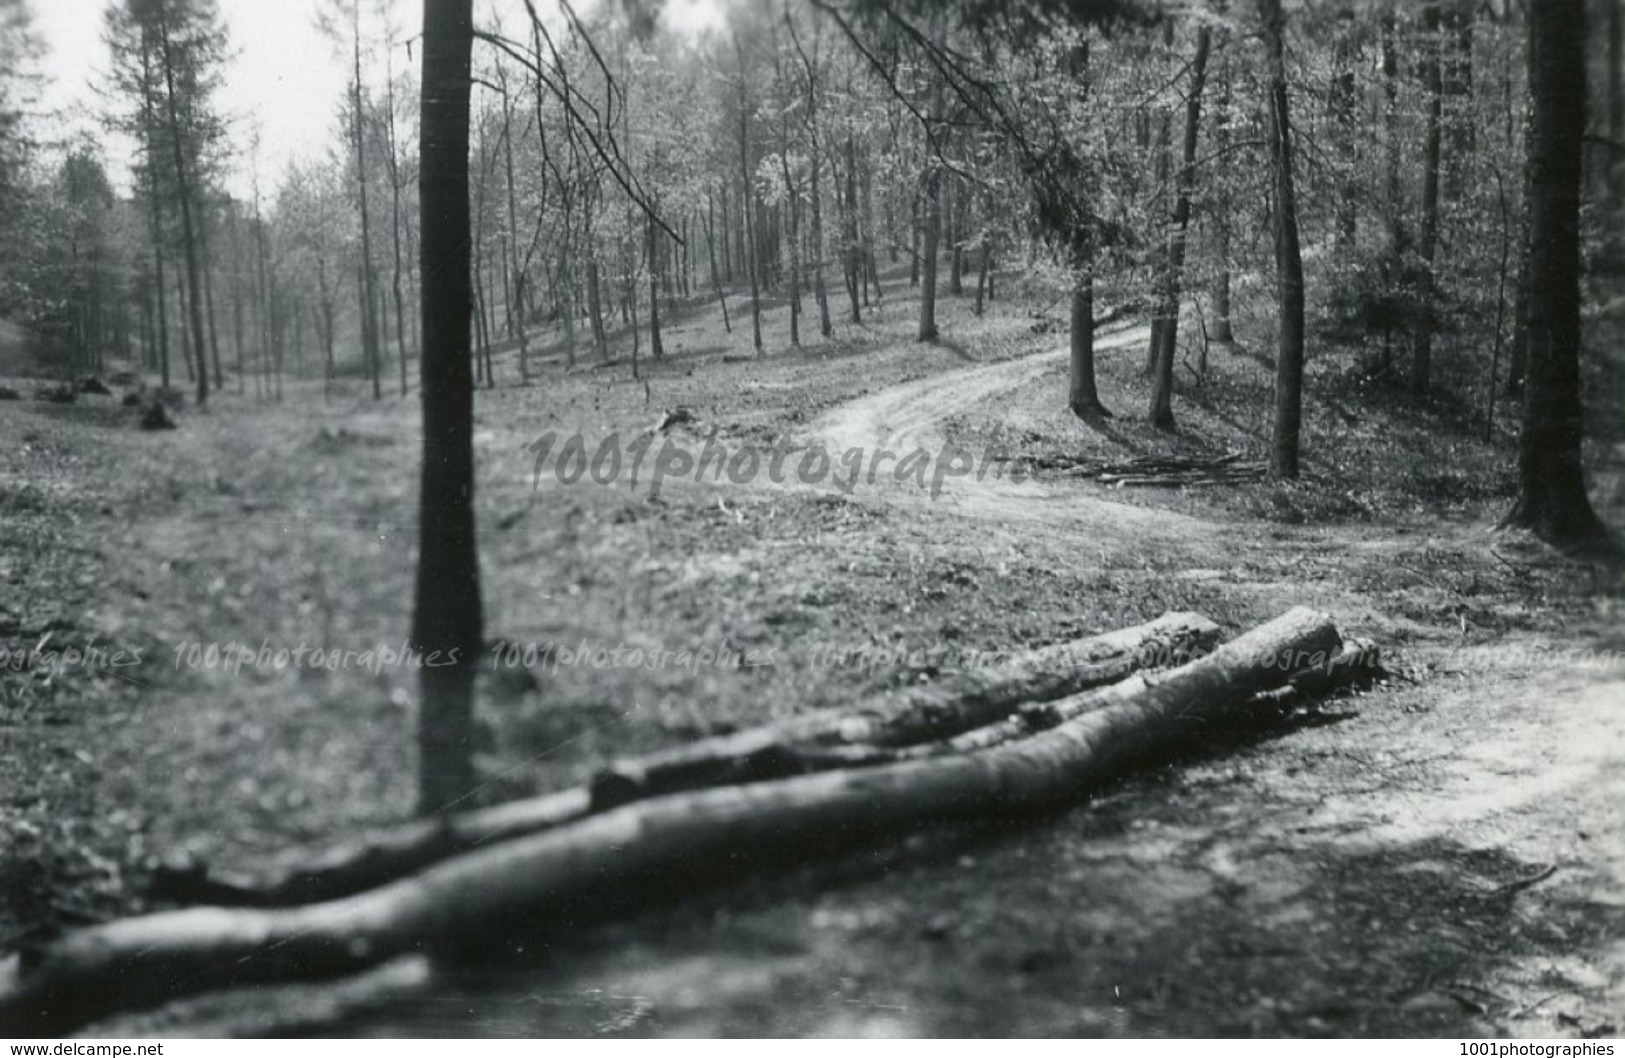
(2, 265), (1623, 1037)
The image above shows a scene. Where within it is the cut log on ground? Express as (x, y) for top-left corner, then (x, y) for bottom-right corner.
(0, 608), (1342, 1036)
(152, 611), (1219, 908)
(587, 610), (1222, 807)
(1020, 452), (1268, 488)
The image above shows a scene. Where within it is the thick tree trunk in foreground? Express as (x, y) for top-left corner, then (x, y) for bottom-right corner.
(413, 0), (482, 816)
(1502, 0), (1615, 555)
(152, 612), (1219, 906)
(1260, 0), (1307, 480)
(0, 610), (1339, 1036)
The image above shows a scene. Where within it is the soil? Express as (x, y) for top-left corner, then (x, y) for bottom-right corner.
(2, 273), (1621, 1037)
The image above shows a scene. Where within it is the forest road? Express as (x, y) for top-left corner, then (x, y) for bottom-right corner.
(804, 322), (1211, 547)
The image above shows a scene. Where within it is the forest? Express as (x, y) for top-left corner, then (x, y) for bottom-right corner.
(1, 0), (1623, 1040)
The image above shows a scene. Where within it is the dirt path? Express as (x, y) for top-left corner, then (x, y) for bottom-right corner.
(805, 323), (1208, 545)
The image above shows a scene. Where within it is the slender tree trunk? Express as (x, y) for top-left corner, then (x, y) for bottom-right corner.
(1416, 4), (1445, 392)
(1210, 51), (1235, 346)
(909, 193), (920, 287)
(199, 215), (223, 390)
(156, 11), (207, 407)
(809, 148), (832, 337)
(176, 263), (194, 384)
(351, 24), (382, 401)
(705, 190), (732, 334)
(1149, 27), (1211, 430)
(498, 82), (529, 382)
(1260, 0), (1307, 480)
(386, 48), (409, 397)
(720, 183), (733, 284)
(1503, 0), (1614, 554)
(842, 138), (861, 322)
(1382, 5), (1405, 260)
(918, 166), (941, 342)
(779, 133), (801, 349)
(740, 103), (763, 352)
(587, 256), (608, 359)
(1144, 108), (1172, 376)
(860, 146), (881, 303)
(647, 210), (664, 359)
(151, 227), (170, 391)
(232, 253), (245, 394)
(974, 230), (988, 317)
(415, 0), (482, 815)
(628, 266), (641, 374)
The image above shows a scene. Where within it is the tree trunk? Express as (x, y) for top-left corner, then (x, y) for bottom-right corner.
(1610, 0), (1624, 212)
(1144, 103), (1172, 377)
(774, 126), (801, 350)
(918, 167), (942, 342)
(199, 216), (223, 390)
(151, 222), (170, 391)
(1260, 0), (1307, 480)
(351, 26), (382, 401)
(413, 0), (482, 816)
(1502, 0), (1615, 555)
(587, 256), (608, 360)
(974, 231), (988, 316)
(232, 252), (246, 394)
(1211, 49), (1235, 346)
(1415, 3), (1445, 392)
(156, 10), (207, 408)
(1381, 5), (1405, 281)
(0, 610), (1339, 1036)
(1069, 251), (1109, 419)
(1148, 27), (1211, 431)
(739, 101), (763, 352)
(705, 191), (731, 334)
(860, 147), (882, 303)
(909, 193), (920, 287)
(647, 210), (664, 360)
(386, 49), (409, 396)
(841, 138), (861, 322)
(176, 263), (194, 384)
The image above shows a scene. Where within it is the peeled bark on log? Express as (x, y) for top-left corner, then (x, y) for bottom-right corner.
(0, 609), (1338, 1036)
(153, 612), (1218, 907)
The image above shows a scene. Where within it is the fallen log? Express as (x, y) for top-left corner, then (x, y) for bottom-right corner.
(150, 788), (590, 908)
(585, 610), (1221, 806)
(153, 611), (1219, 908)
(0, 608), (1340, 1036)
(733, 629), (1379, 768)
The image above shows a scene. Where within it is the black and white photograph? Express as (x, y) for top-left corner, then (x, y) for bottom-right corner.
(1, 0), (1622, 1040)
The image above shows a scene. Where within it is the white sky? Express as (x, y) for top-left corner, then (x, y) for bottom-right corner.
(31, 0), (724, 200)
